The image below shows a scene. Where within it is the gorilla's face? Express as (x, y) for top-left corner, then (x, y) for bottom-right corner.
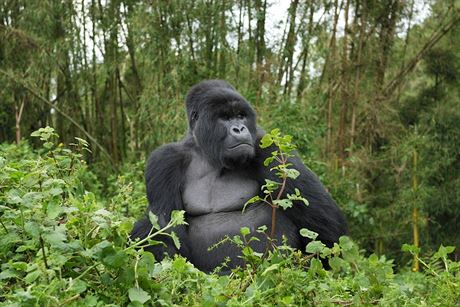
(217, 104), (256, 167)
(191, 88), (257, 169)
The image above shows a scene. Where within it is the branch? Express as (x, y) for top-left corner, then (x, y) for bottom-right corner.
(383, 13), (460, 97)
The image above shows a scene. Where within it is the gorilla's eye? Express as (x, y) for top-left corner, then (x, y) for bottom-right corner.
(236, 113), (245, 119)
(221, 113), (231, 120)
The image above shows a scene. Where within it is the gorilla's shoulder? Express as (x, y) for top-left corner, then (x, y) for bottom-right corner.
(145, 142), (192, 180)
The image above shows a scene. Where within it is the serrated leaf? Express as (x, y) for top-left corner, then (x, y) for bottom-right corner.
(148, 212), (160, 229)
(170, 210), (186, 225)
(170, 232), (181, 250)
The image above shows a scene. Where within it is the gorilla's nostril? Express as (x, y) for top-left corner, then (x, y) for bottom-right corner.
(232, 127), (240, 133)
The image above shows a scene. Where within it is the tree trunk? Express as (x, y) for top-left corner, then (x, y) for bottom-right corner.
(326, 0), (340, 156)
(337, 0), (351, 164)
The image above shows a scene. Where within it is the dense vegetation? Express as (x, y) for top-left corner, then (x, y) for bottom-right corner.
(1, 0), (459, 305)
(0, 128), (459, 305)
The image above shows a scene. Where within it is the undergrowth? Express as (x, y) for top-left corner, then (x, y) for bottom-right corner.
(0, 128), (459, 306)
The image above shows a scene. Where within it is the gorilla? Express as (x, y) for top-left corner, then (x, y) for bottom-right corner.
(131, 80), (347, 272)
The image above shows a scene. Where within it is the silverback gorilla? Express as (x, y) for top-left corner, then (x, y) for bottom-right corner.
(131, 80), (347, 272)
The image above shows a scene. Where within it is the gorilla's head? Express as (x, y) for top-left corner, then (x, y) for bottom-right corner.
(185, 80), (257, 169)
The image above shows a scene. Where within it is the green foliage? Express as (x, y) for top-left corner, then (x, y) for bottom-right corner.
(1, 128), (459, 305)
(245, 129), (308, 214)
(1, 0), (460, 302)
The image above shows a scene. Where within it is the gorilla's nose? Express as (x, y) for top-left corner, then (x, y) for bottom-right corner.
(230, 124), (248, 136)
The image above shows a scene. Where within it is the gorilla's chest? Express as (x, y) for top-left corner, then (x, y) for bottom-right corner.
(182, 155), (259, 216)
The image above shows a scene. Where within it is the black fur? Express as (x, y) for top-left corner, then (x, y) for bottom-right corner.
(131, 80), (347, 271)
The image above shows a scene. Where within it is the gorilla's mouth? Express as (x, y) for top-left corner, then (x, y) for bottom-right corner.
(228, 143), (253, 150)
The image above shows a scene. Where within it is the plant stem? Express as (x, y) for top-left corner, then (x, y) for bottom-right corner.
(270, 154), (287, 240)
(39, 235), (49, 269)
(125, 221), (176, 251)
(412, 150), (420, 272)
(270, 205), (277, 239)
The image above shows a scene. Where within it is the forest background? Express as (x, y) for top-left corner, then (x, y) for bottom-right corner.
(0, 0), (459, 275)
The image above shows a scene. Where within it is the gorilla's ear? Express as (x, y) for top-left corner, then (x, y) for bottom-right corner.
(191, 111), (199, 121)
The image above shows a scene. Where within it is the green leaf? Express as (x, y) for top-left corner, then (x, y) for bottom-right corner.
(232, 235), (243, 245)
(261, 263), (280, 276)
(284, 168), (300, 179)
(31, 126), (57, 141)
(300, 228), (318, 240)
(24, 222), (40, 238)
(309, 258), (324, 275)
(329, 257), (346, 272)
(47, 201), (62, 219)
(170, 210), (186, 226)
(10, 262), (28, 271)
(69, 280), (87, 294)
(260, 134), (273, 148)
(257, 225), (268, 233)
(48, 187), (63, 196)
(287, 189), (309, 206)
(270, 128), (280, 136)
(102, 247), (128, 269)
(0, 269), (18, 280)
(273, 199), (292, 210)
(22, 192), (43, 206)
(401, 243), (421, 254)
(263, 155), (276, 166)
(43, 226), (67, 246)
(24, 271), (41, 284)
(433, 245), (455, 260)
(262, 179), (280, 192)
(240, 227), (250, 236)
(128, 287), (151, 304)
(243, 195), (261, 212)
(242, 246), (255, 257)
(148, 212), (160, 230)
(6, 189), (22, 204)
(170, 232), (181, 250)
(306, 240), (326, 254)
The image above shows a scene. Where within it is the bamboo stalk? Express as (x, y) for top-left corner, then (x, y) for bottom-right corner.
(412, 150), (420, 272)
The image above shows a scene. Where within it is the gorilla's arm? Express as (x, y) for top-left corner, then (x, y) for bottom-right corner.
(254, 144), (347, 248)
(130, 143), (191, 259)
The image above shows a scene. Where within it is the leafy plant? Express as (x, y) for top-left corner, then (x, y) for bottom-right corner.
(1, 127), (459, 305)
(244, 129), (309, 243)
